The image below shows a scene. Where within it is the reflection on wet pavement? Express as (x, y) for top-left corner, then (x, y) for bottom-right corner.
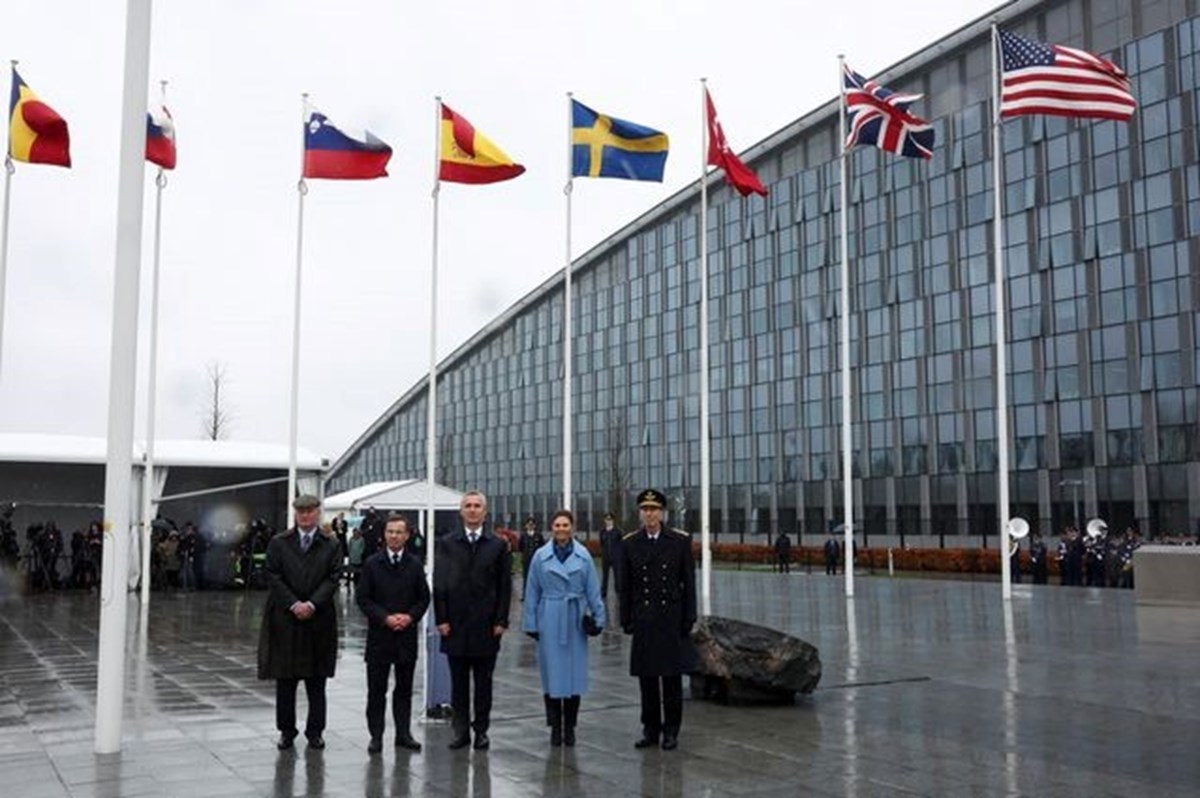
(1, 572), (1197, 796)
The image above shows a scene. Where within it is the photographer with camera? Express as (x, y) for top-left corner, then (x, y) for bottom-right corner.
(0, 504), (19, 568)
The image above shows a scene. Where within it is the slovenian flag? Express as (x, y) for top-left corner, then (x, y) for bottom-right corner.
(145, 106), (176, 170)
(303, 109), (391, 180)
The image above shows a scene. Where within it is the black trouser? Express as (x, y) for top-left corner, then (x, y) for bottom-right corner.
(638, 675), (683, 737)
(601, 559), (619, 596)
(366, 660), (416, 740)
(825, 557), (837, 575)
(276, 677), (327, 738)
(777, 555), (790, 573)
(447, 654), (497, 736)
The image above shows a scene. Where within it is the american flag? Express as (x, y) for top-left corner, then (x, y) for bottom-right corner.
(999, 29), (1136, 121)
(843, 64), (934, 160)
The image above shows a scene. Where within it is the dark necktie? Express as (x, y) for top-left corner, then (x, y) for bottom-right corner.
(468, 532), (478, 546)
(300, 533), (313, 552)
(391, 553), (400, 566)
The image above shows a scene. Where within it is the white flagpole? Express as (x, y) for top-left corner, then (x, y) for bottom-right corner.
(286, 94), (309, 530)
(992, 24), (1013, 600)
(0, 62), (16, 386)
(0, 157), (11, 387)
(563, 92), (574, 510)
(698, 78), (712, 616)
(838, 56), (855, 598)
(95, 0), (152, 754)
(423, 95), (442, 710)
(140, 80), (169, 607)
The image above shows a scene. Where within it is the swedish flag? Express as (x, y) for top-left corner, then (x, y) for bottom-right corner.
(571, 99), (668, 182)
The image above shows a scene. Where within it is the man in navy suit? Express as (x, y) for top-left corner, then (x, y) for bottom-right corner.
(434, 491), (512, 751)
(357, 513), (430, 754)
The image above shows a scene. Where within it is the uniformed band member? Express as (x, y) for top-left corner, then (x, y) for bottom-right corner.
(1029, 532), (1048, 584)
(773, 531), (792, 574)
(356, 513), (430, 754)
(599, 512), (624, 598)
(619, 488), (697, 752)
(823, 533), (840, 575)
(518, 517), (545, 598)
(257, 494), (342, 751)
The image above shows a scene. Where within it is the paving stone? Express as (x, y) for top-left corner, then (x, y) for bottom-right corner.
(1, 574), (1198, 796)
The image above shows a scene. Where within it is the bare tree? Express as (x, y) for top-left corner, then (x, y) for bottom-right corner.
(200, 361), (233, 440)
(600, 410), (632, 525)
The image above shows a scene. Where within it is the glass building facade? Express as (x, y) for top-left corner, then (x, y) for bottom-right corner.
(329, 0), (1200, 543)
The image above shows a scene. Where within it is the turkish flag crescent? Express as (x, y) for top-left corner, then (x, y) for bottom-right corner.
(705, 90), (767, 197)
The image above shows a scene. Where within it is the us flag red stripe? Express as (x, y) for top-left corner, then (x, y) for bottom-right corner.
(998, 29), (1136, 121)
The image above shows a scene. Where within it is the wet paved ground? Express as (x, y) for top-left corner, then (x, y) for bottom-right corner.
(0, 570), (1197, 797)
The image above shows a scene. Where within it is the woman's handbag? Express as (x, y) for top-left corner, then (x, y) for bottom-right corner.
(581, 612), (602, 636)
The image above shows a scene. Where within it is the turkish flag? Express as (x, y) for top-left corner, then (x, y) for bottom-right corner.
(706, 89), (766, 197)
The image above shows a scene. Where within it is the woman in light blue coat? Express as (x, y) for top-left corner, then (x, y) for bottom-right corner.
(522, 509), (606, 747)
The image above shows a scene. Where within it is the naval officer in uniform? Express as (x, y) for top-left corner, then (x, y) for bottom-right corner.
(618, 489), (697, 751)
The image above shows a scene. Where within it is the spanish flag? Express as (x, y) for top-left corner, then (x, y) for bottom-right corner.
(9, 69), (71, 168)
(439, 104), (524, 184)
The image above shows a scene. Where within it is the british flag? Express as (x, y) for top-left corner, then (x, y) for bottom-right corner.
(843, 63), (935, 160)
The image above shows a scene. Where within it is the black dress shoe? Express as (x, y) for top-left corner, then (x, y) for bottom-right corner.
(448, 734), (471, 750)
(277, 733), (297, 751)
(395, 735), (422, 752)
(307, 735), (325, 750)
(634, 735), (659, 749)
(661, 734), (678, 751)
(367, 737), (382, 754)
(473, 732), (490, 750)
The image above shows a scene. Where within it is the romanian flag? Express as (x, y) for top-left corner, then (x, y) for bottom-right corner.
(303, 109), (392, 180)
(9, 69), (71, 168)
(571, 99), (668, 182)
(438, 104), (524, 184)
(145, 106), (177, 170)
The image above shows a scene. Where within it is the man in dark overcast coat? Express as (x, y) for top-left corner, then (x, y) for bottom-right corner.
(257, 494), (341, 751)
(434, 490), (512, 751)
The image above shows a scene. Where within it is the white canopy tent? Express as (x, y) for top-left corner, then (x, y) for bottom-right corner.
(0, 433), (328, 589)
(322, 479), (465, 515)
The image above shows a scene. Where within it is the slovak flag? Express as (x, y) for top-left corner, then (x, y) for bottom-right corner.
(145, 106), (176, 170)
(303, 109), (392, 180)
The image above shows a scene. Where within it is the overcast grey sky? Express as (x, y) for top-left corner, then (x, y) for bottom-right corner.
(1, 0), (1001, 461)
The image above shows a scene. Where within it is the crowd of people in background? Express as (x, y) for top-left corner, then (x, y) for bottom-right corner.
(0, 502), (282, 593)
(1, 504), (105, 591)
(5, 495), (1200, 597)
(0, 501), (445, 596)
(1044, 525), (1144, 588)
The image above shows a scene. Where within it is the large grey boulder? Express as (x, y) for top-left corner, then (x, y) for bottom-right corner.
(689, 616), (821, 704)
